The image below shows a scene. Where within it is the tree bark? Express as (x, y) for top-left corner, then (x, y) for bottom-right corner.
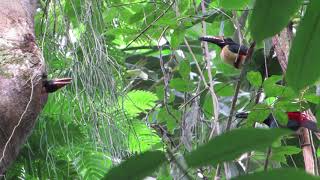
(0, 0), (46, 175)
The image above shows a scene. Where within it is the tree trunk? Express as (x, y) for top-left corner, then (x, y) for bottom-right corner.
(0, 0), (46, 175)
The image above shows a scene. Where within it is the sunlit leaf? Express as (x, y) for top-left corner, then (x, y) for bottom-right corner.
(247, 71), (262, 88)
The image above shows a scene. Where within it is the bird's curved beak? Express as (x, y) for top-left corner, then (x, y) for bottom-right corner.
(51, 78), (72, 89)
(199, 36), (226, 47)
(44, 78), (72, 93)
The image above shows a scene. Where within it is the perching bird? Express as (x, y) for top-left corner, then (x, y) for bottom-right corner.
(199, 36), (248, 69)
(40, 77), (72, 105)
(236, 112), (319, 132)
(43, 78), (72, 93)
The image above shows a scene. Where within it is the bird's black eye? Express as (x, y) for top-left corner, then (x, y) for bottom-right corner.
(224, 38), (234, 43)
(42, 73), (48, 79)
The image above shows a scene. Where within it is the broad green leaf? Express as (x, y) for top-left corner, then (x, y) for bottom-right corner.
(263, 75), (296, 97)
(271, 146), (301, 163)
(202, 93), (213, 118)
(178, 0), (191, 15)
(219, 0), (251, 10)
(128, 121), (162, 152)
(247, 71), (262, 88)
(287, 1), (320, 91)
(179, 60), (191, 80)
(274, 110), (288, 125)
(246, 104), (271, 126)
(304, 93), (320, 104)
(170, 78), (195, 92)
(171, 26), (186, 49)
(249, 0), (302, 41)
(185, 128), (290, 167)
(317, 110), (320, 130)
(157, 107), (180, 133)
(265, 97), (277, 105)
(274, 100), (303, 112)
(214, 83), (235, 96)
(104, 151), (166, 180)
(233, 168), (318, 180)
(204, 68), (217, 82)
(122, 90), (158, 117)
(155, 85), (175, 103)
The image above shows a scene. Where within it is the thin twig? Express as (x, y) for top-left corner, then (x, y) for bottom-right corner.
(167, 148), (193, 179)
(125, 1), (175, 48)
(225, 42), (256, 131)
(184, 38), (208, 89)
(158, 26), (179, 122)
(264, 147), (272, 171)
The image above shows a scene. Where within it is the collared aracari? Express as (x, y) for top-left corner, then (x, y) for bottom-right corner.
(41, 77), (72, 104)
(199, 36), (248, 69)
(236, 112), (319, 132)
(43, 78), (72, 93)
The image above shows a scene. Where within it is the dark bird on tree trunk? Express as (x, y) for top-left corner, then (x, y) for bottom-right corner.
(236, 112), (319, 132)
(0, 0), (72, 176)
(43, 78), (72, 93)
(199, 36), (248, 69)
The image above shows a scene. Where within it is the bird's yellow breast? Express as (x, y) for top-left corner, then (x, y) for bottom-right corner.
(220, 45), (238, 65)
(220, 45), (246, 68)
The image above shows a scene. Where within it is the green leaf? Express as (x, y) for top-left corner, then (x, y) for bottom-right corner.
(246, 104), (271, 126)
(249, 0), (302, 41)
(287, 0), (320, 91)
(263, 75), (291, 97)
(122, 90), (158, 117)
(304, 93), (320, 104)
(128, 121), (162, 152)
(273, 110), (289, 125)
(170, 78), (195, 92)
(265, 97), (277, 105)
(275, 100), (302, 112)
(246, 71), (262, 88)
(219, 0), (251, 10)
(104, 151), (166, 180)
(179, 60), (191, 80)
(201, 93), (216, 118)
(215, 83), (235, 96)
(157, 107), (180, 133)
(317, 111), (320, 130)
(233, 168), (318, 180)
(185, 128), (290, 167)
(272, 146), (301, 163)
(171, 26), (186, 49)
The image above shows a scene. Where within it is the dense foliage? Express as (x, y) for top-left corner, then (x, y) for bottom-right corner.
(5, 0), (320, 179)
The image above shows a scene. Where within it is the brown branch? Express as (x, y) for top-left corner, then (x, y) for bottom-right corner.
(225, 42), (256, 131)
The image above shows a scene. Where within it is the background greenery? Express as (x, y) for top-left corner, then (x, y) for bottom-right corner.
(5, 0), (320, 179)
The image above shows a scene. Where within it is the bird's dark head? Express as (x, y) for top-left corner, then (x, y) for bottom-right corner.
(223, 37), (236, 45)
(199, 36), (236, 48)
(43, 78), (72, 93)
(199, 36), (226, 48)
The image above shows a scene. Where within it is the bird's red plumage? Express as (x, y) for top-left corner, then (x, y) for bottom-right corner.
(287, 112), (308, 122)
